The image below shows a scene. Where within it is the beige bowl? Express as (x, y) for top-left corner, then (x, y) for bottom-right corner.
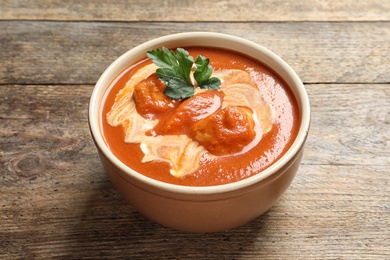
(89, 32), (310, 233)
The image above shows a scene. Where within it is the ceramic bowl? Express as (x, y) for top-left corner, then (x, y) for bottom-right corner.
(89, 32), (310, 232)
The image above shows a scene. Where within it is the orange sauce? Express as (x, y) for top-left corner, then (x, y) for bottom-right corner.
(101, 47), (300, 186)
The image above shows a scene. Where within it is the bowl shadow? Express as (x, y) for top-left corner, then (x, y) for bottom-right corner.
(63, 172), (273, 259)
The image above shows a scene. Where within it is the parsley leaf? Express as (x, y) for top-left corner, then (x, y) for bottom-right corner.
(194, 55), (221, 90)
(147, 47), (194, 99)
(146, 47), (221, 100)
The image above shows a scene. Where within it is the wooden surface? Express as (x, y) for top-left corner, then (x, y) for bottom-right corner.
(1, 1), (389, 259)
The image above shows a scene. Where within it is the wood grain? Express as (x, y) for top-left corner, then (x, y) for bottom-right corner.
(1, 0), (389, 258)
(305, 84), (390, 166)
(1, 83), (389, 258)
(1, 0), (389, 22)
(0, 21), (389, 85)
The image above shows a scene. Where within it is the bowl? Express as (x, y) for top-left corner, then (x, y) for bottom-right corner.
(88, 32), (310, 232)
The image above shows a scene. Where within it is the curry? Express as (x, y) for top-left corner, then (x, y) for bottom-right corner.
(101, 47), (299, 186)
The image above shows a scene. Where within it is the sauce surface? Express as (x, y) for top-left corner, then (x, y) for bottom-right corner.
(101, 47), (300, 186)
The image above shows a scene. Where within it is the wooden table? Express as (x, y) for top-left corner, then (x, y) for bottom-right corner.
(1, 1), (389, 259)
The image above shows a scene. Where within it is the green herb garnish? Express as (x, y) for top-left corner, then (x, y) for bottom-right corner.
(146, 47), (221, 100)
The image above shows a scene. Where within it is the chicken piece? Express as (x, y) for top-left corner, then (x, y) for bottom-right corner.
(214, 69), (273, 134)
(133, 73), (176, 120)
(107, 63), (158, 127)
(191, 106), (257, 156)
(160, 90), (224, 135)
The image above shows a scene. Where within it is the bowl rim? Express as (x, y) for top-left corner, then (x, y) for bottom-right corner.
(89, 31), (310, 195)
